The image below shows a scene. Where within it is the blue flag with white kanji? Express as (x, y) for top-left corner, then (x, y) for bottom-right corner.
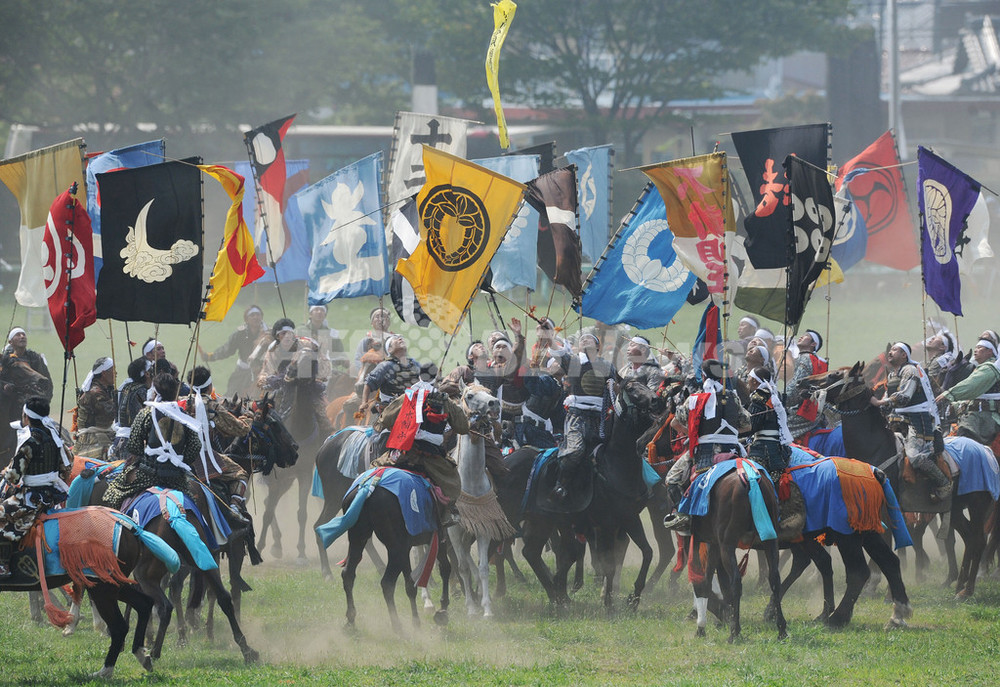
(86, 139), (165, 280)
(917, 147), (981, 316)
(472, 154), (541, 292)
(294, 152), (388, 304)
(579, 184), (696, 328)
(234, 158), (311, 283)
(565, 144), (612, 262)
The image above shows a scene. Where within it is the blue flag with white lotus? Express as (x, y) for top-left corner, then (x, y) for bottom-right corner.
(830, 170), (868, 273)
(472, 154), (540, 292)
(917, 146), (981, 316)
(565, 144), (612, 262)
(86, 139), (165, 280)
(234, 158), (311, 283)
(579, 183), (696, 328)
(293, 152), (389, 304)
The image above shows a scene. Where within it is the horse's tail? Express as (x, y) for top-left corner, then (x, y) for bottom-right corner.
(187, 569), (206, 610)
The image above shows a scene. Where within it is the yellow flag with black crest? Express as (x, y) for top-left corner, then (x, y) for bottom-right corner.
(396, 145), (525, 334)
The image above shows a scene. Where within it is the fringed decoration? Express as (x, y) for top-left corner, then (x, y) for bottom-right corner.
(832, 458), (885, 533)
(35, 537), (74, 629)
(47, 507), (134, 587)
(456, 489), (516, 541)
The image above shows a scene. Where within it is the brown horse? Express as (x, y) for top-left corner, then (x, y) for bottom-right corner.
(688, 466), (787, 642)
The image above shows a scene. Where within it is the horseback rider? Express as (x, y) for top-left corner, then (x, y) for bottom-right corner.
(181, 366), (252, 522)
(552, 331), (613, 501)
(361, 334), (422, 422)
(102, 373), (202, 510)
(528, 317), (571, 374)
(200, 304), (270, 398)
(351, 307), (393, 377)
(663, 359), (751, 531)
(372, 379), (469, 526)
(784, 329), (829, 440)
(618, 336), (664, 392)
(0, 397), (73, 577)
(872, 342), (952, 502)
(298, 304), (350, 396)
(935, 338), (1000, 446)
(141, 338), (166, 363)
(1, 327), (53, 403)
(74, 357), (117, 460)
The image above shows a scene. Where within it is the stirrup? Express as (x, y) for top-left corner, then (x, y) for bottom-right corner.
(663, 512), (691, 531)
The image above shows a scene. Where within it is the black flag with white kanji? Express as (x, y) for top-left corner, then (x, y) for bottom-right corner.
(784, 155), (836, 328)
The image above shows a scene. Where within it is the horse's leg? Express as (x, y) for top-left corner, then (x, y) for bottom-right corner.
(718, 543), (743, 642)
(342, 526), (370, 629)
(591, 526), (614, 611)
(381, 545), (409, 634)
(861, 530), (911, 628)
(521, 522), (560, 605)
(764, 540), (788, 640)
(296, 467), (311, 562)
(943, 514), (960, 588)
(167, 570), (188, 646)
(503, 540), (527, 583)
(204, 567), (259, 663)
(624, 514), (653, 611)
(646, 504), (676, 591)
(117, 584), (155, 673)
(477, 536), (494, 617)
(693, 543), (721, 638)
(137, 568), (171, 660)
(450, 528), (478, 616)
(828, 535), (869, 628)
(256, 472), (288, 558)
(807, 539), (835, 622)
(434, 532), (451, 626)
(953, 498), (988, 600)
(910, 518), (931, 584)
(86, 585), (145, 679)
(494, 540), (507, 599)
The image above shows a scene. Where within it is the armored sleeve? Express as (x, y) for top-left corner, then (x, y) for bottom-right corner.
(888, 366), (920, 406)
(443, 396), (469, 435)
(126, 408), (153, 457)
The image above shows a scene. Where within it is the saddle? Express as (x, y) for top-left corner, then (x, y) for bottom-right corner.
(530, 449), (595, 515)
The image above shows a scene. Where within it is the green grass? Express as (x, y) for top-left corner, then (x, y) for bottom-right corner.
(3, 544), (1000, 686)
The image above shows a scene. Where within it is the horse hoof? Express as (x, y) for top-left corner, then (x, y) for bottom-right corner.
(62, 625), (75, 637)
(134, 648), (153, 672)
(483, 609), (494, 619)
(243, 648), (260, 664)
(778, 630), (789, 641)
(884, 617), (908, 630)
(91, 666), (114, 679)
(295, 555), (309, 566)
(270, 546), (282, 559)
(727, 633), (742, 644)
(685, 608), (698, 622)
(695, 627), (706, 638)
(826, 613), (850, 629)
(626, 593), (640, 611)
(763, 605), (775, 623)
(433, 610), (449, 626)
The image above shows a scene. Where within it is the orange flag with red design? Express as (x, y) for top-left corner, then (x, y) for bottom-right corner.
(199, 164), (265, 321)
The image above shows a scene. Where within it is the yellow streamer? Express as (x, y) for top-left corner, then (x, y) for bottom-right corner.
(485, 0), (517, 150)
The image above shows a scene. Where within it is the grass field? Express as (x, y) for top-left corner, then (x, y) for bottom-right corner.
(1, 515), (1000, 686)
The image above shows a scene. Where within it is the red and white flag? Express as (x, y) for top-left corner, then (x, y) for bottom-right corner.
(44, 184), (96, 352)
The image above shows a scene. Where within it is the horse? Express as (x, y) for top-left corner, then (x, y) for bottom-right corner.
(256, 378), (326, 561)
(1, 507), (168, 679)
(825, 362), (998, 599)
(686, 460), (787, 642)
(447, 384), (512, 617)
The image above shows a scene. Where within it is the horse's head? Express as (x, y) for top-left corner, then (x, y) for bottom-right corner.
(246, 393), (299, 473)
(615, 380), (665, 431)
(461, 382), (499, 432)
(0, 354), (52, 405)
(833, 361), (873, 412)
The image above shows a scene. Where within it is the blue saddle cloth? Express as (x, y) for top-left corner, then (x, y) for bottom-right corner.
(787, 446), (911, 548)
(807, 426), (845, 458)
(123, 490), (221, 551)
(337, 426), (375, 479)
(346, 467), (437, 537)
(37, 516), (122, 578)
(679, 458), (770, 517)
(944, 436), (1000, 500)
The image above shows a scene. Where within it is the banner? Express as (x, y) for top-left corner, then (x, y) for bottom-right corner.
(234, 158), (311, 282)
(472, 154), (540, 292)
(386, 112), (471, 204)
(731, 123), (828, 270)
(958, 193), (993, 275)
(200, 165), (265, 322)
(829, 173), (868, 274)
(243, 114), (296, 265)
(295, 152), (389, 304)
(485, 0), (517, 149)
(389, 197), (432, 327)
(917, 147), (981, 316)
(95, 159), (203, 324)
(691, 302), (722, 383)
(396, 146), (525, 333)
(0, 138), (86, 307)
(525, 166), (581, 296)
(836, 131), (918, 271)
(579, 184), (696, 328)
(565, 144), (613, 262)
(85, 139), (165, 280)
(785, 156), (837, 327)
(641, 152), (734, 295)
(44, 185), (96, 352)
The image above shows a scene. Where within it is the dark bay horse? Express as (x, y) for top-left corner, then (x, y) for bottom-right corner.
(825, 362), (996, 599)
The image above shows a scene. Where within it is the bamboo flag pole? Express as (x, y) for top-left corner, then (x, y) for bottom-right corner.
(57, 184), (79, 434)
(242, 137), (287, 320)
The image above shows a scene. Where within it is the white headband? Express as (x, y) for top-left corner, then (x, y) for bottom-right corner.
(752, 345), (770, 364)
(80, 357), (114, 392)
(7, 327), (25, 342)
(143, 339), (162, 355)
(23, 405), (64, 449)
(580, 333), (599, 347)
(740, 317), (759, 329)
(245, 306), (262, 317)
(630, 336), (650, 348)
(806, 330), (822, 351)
(385, 335), (402, 355)
(310, 305), (327, 314)
(892, 342), (916, 364)
(277, 325), (295, 335)
(754, 328), (774, 341)
(748, 368), (766, 386)
(977, 339), (999, 359)
(493, 339), (513, 352)
(193, 376), (213, 392)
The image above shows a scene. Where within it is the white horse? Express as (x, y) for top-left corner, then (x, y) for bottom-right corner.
(448, 383), (514, 617)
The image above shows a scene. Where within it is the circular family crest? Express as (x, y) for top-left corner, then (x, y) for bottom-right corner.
(419, 185), (490, 272)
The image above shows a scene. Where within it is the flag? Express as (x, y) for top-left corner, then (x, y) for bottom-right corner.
(507, 141), (557, 173)
(525, 167), (581, 297)
(396, 146), (525, 333)
(785, 156), (837, 327)
(691, 302), (722, 383)
(472, 154), (540, 292)
(200, 165), (265, 322)
(85, 139), (164, 280)
(565, 144), (613, 262)
(386, 112), (471, 204)
(295, 152), (389, 304)
(0, 138), (86, 307)
(389, 197), (432, 327)
(44, 184), (96, 352)
(829, 172), (868, 273)
(731, 123), (829, 270)
(957, 192), (993, 275)
(641, 152), (735, 295)
(917, 147), (981, 316)
(234, 158), (311, 282)
(836, 131), (918, 271)
(95, 159), (203, 324)
(485, 0), (517, 150)
(243, 114), (296, 265)
(579, 183), (696, 328)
